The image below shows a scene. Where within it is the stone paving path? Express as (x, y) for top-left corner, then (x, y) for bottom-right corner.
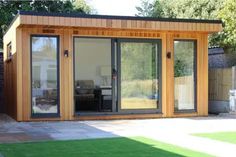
(0, 114), (236, 157)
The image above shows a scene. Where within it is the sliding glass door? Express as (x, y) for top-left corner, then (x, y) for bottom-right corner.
(74, 38), (113, 113)
(73, 38), (161, 114)
(118, 39), (161, 112)
(31, 35), (60, 117)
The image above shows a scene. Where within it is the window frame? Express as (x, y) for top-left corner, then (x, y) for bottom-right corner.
(117, 38), (162, 114)
(6, 42), (12, 61)
(72, 37), (162, 115)
(173, 39), (197, 113)
(73, 37), (114, 114)
(30, 34), (60, 118)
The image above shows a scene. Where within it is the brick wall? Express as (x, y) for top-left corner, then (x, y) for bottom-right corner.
(0, 52), (3, 112)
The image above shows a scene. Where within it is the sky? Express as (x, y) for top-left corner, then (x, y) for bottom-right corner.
(86, 0), (143, 16)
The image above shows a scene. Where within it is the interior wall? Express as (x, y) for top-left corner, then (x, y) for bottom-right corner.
(74, 38), (111, 86)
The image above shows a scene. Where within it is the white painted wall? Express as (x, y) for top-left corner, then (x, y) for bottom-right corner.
(74, 38), (111, 86)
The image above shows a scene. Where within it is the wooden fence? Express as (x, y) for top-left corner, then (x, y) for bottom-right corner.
(209, 67), (235, 101)
(175, 75), (194, 106)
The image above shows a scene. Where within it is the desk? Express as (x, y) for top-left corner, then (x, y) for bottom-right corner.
(74, 86), (112, 112)
(100, 86), (112, 111)
(74, 88), (101, 111)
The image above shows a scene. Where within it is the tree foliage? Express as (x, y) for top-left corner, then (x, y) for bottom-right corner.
(0, 0), (92, 48)
(218, 0), (236, 49)
(174, 41), (195, 77)
(73, 0), (94, 14)
(121, 43), (158, 81)
(121, 43), (159, 98)
(136, 0), (236, 48)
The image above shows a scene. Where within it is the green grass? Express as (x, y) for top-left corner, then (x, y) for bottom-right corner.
(0, 137), (212, 157)
(194, 132), (236, 144)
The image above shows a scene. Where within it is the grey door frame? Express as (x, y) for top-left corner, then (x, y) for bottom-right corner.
(73, 37), (116, 114)
(116, 38), (162, 114)
(30, 35), (60, 118)
(173, 39), (197, 113)
(73, 37), (162, 115)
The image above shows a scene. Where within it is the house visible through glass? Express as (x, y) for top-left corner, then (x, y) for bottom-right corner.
(31, 36), (59, 115)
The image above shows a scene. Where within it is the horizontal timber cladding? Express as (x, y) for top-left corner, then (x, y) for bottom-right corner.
(18, 15), (222, 33)
(19, 26), (202, 40)
(72, 28), (161, 38)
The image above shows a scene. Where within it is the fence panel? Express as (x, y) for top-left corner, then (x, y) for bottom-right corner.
(209, 68), (232, 101)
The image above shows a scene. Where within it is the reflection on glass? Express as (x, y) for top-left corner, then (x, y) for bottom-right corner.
(120, 42), (159, 109)
(174, 41), (195, 110)
(31, 36), (58, 114)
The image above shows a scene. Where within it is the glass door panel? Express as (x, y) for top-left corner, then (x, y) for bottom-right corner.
(119, 40), (160, 110)
(74, 38), (112, 113)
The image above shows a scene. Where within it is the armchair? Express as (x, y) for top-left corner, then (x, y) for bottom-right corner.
(75, 80), (101, 111)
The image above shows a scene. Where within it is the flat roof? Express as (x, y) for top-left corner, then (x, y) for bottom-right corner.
(4, 10), (223, 37)
(19, 10), (222, 24)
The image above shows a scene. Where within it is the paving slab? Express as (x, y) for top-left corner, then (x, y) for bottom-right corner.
(0, 114), (236, 156)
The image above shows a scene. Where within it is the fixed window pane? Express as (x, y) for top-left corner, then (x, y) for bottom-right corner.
(31, 36), (59, 115)
(174, 40), (196, 111)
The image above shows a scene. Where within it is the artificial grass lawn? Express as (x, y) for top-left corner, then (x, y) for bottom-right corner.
(194, 132), (236, 144)
(0, 137), (212, 157)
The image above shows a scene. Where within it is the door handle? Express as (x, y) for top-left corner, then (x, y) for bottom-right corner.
(112, 68), (117, 79)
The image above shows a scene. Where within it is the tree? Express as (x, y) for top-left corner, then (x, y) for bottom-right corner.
(73, 0), (94, 14)
(0, 0), (92, 48)
(136, 0), (163, 17)
(136, 0), (236, 48)
(218, 0), (236, 49)
(137, 0), (224, 19)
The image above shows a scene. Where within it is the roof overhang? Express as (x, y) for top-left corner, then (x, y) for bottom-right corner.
(5, 11), (223, 36)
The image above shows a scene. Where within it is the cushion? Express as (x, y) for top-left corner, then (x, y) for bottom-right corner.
(77, 80), (94, 89)
(76, 89), (88, 94)
(76, 80), (95, 94)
